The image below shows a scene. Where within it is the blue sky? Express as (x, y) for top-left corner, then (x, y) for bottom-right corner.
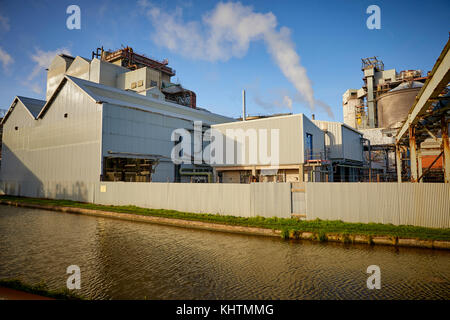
(0, 0), (448, 121)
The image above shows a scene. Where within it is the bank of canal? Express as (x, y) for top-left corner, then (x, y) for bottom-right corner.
(0, 205), (449, 299)
(1, 196), (450, 250)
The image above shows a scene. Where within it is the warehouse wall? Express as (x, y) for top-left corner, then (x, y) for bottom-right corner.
(312, 120), (363, 162)
(302, 115), (325, 161)
(342, 126), (363, 162)
(305, 182), (450, 228)
(101, 103), (194, 182)
(0, 80), (103, 198)
(88, 58), (126, 87)
(212, 114), (324, 166)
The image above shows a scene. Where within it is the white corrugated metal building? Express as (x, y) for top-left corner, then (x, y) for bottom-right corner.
(0, 53), (233, 200)
(312, 120), (365, 181)
(211, 114), (327, 183)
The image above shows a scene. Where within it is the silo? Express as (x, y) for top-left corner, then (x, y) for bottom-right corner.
(376, 81), (423, 129)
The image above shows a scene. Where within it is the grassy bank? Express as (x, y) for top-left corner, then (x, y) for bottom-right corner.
(0, 279), (84, 300)
(1, 195), (449, 242)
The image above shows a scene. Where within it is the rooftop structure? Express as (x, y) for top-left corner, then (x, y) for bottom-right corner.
(343, 54), (434, 181)
(344, 57), (428, 130)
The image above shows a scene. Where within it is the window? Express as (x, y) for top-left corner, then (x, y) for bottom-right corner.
(131, 82), (137, 89)
(305, 133), (313, 160)
(14, 126), (18, 130)
(64, 113), (68, 118)
(102, 157), (155, 182)
(150, 80), (157, 87)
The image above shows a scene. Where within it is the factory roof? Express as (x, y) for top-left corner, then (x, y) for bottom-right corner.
(17, 96), (46, 118)
(1, 96), (46, 124)
(36, 75), (232, 125)
(312, 119), (363, 135)
(390, 81), (424, 92)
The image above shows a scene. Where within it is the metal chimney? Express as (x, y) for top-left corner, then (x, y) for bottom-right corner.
(242, 89), (246, 121)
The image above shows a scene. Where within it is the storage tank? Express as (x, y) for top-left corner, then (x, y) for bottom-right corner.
(376, 81), (423, 129)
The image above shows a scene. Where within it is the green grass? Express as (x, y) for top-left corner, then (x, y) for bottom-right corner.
(1, 195), (450, 241)
(0, 279), (84, 300)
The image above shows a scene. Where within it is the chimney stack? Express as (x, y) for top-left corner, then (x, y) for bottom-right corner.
(242, 89), (246, 121)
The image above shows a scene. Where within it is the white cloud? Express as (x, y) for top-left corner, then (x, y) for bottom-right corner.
(0, 46), (13, 72)
(0, 13), (10, 32)
(25, 47), (72, 94)
(140, 1), (333, 117)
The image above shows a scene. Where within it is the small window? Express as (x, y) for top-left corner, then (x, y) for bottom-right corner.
(15, 126), (18, 130)
(137, 80), (144, 87)
(150, 80), (157, 87)
(64, 113), (68, 118)
(131, 82), (137, 89)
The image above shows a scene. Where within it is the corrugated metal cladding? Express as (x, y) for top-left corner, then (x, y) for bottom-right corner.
(1, 80), (102, 190)
(212, 114), (325, 165)
(305, 183), (450, 228)
(102, 103), (194, 181)
(312, 120), (363, 162)
(94, 182), (291, 218)
(0, 181), (292, 219)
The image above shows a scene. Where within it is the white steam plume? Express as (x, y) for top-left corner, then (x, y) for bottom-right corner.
(139, 1), (334, 117)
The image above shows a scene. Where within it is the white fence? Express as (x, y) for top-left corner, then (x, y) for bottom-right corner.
(0, 180), (292, 219)
(94, 182), (291, 218)
(1, 180), (449, 228)
(305, 183), (450, 228)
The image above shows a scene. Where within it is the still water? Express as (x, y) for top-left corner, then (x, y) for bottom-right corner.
(0, 205), (449, 300)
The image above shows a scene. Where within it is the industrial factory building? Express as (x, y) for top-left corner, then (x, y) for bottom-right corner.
(2, 38), (447, 199)
(343, 50), (449, 182)
(210, 114), (365, 183)
(211, 114), (326, 183)
(311, 120), (365, 182)
(0, 47), (232, 197)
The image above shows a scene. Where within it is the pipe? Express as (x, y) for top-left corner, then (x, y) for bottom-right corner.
(242, 89), (246, 121)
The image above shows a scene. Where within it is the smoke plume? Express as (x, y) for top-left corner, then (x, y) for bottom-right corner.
(139, 1), (333, 117)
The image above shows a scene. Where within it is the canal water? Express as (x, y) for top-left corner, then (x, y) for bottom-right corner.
(0, 205), (449, 300)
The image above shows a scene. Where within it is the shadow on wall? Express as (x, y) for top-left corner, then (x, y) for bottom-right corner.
(0, 144), (92, 202)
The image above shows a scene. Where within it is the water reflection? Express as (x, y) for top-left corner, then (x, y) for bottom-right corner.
(0, 206), (449, 299)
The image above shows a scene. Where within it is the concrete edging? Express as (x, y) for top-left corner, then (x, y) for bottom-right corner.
(1, 200), (449, 250)
(0, 200), (281, 238)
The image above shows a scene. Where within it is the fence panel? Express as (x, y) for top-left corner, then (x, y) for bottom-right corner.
(305, 182), (450, 228)
(94, 182), (291, 218)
